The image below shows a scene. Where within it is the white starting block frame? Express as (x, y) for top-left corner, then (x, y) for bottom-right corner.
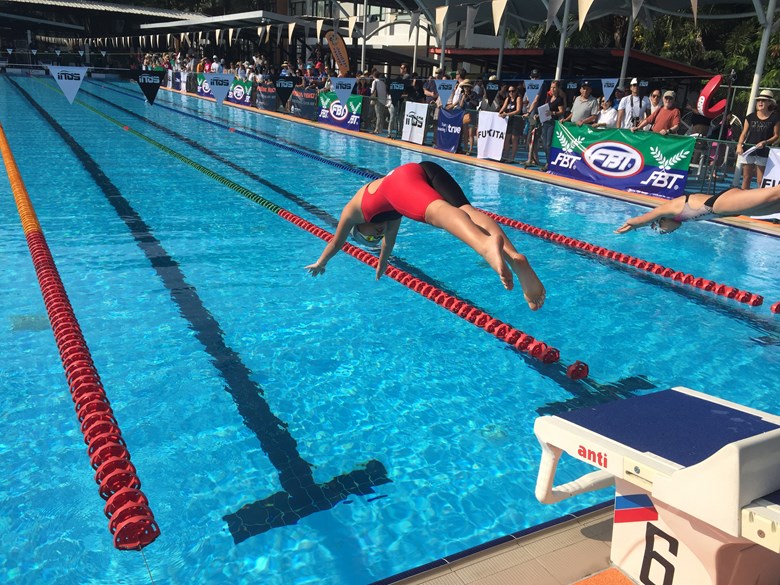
(534, 386), (780, 585)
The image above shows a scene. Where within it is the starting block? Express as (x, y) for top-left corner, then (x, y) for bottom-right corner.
(533, 387), (780, 584)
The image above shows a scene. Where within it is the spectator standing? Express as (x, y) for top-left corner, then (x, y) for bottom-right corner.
(616, 78), (650, 129)
(455, 79), (479, 154)
(371, 70), (389, 134)
(633, 90), (680, 135)
(540, 80), (566, 171)
(648, 89), (662, 117)
(523, 69), (545, 167)
(562, 80), (599, 126)
(498, 85), (524, 162)
(736, 89), (780, 189)
(592, 96), (618, 128)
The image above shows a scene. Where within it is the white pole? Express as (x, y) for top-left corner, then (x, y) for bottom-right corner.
(439, 1), (449, 70)
(619, 11), (635, 88)
(747, 0), (776, 114)
(360, 0), (368, 72)
(554, 0), (570, 80)
(412, 18), (419, 73)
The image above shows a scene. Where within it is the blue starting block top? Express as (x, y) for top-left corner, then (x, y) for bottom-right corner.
(557, 389), (779, 468)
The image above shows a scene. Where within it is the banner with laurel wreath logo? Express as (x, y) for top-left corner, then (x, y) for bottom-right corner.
(549, 122), (695, 198)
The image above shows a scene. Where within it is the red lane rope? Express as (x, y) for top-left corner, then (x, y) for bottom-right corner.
(278, 210), (590, 377)
(1, 122), (159, 551)
(480, 211), (765, 308)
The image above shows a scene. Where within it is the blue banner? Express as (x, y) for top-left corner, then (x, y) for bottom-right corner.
(436, 108), (465, 153)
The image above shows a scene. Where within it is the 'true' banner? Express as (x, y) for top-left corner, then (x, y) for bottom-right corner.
(548, 123), (695, 198)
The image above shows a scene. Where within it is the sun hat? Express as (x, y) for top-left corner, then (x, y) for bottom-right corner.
(757, 89), (776, 104)
(459, 79), (473, 88)
(488, 74), (498, 81)
(663, 90), (676, 99)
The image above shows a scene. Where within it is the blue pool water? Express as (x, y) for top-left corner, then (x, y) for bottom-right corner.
(1, 74), (778, 584)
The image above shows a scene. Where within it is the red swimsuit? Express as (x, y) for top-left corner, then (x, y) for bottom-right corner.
(360, 163), (446, 223)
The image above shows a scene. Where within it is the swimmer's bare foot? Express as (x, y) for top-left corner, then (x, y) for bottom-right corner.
(507, 253), (545, 310)
(484, 235), (514, 290)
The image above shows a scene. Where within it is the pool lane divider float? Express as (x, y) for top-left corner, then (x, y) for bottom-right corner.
(0, 122), (160, 551)
(77, 104), (587, 375)
(480, 212), (766, 308)
(90, 81), (772, 313)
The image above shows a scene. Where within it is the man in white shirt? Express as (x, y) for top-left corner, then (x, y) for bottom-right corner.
(616, 78), (650, 130)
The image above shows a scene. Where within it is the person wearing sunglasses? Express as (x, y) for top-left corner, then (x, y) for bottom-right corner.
(592, 96), (618, 128)
(632, 90), (680, 135)
(305, 161), (546, 310)
(648, 90), (663, 116)
(614, 184), (780, 234)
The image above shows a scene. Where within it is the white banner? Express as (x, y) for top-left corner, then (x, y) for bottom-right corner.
(402, 101), (428, 145)
(49, 66), (88, 104)
(476, 111), (507, 161)
(757, 148), (780, 219)
(204, 73), (235, 105)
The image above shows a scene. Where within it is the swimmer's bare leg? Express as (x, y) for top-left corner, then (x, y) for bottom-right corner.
(461, 205), (545, 309)
(424, 200), (514, 290)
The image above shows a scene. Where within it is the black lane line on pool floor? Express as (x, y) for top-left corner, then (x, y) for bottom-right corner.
(7, 75), (392, 544)
(95, 80), (780, 340)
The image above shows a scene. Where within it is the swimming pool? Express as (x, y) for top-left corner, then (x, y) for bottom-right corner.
(1, 74), (778, 584)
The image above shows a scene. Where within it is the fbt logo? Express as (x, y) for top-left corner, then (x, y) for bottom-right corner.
(577, 445), (608, 468)
(232, 85), (245, 100)
(212, 78), (230, 86)
(328, 101), (350, 121)
(405, 113), (424, 128)
(640, 170), (685, 190)
(551, 151), (579, 169)
(57, 71), (81, 81)
(582, 142), (643, 178)
(138, 74), (160, 84)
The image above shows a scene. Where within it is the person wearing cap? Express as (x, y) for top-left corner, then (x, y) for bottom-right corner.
(305, 161), (546, 310)
(616, 78), (650, 130)
(632, 90), (680, 135)
(454, 79), (479, 154)
(615, 183), (780, 235)
(562, 81), (599, 126)
(736, 89), (780, 189)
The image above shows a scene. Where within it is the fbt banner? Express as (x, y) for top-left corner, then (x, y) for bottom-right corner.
(318, 91), (362, 131)
(757, 149), (780, 219)
(549, 123), (695, 198)
(402, 102), (428, 145)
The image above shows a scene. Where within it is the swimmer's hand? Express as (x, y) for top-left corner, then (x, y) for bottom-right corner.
(614, 222), (636, 234)
(305, 263), (326, 276)
(375, 258), (388, 280)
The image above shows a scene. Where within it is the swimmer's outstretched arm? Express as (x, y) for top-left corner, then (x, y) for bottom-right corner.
(376, 218), (401, 280)
(615, 197), (685, 233)
(305, 197), (363, 276)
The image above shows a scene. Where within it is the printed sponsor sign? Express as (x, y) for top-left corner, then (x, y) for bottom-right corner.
(401, 101), (428, 145)
(388, 78), (406, 106)
(257, 83), (277, 110)
(290, 88), (318, 120)
(324, 31), (350, 74)
(525, 79), (544, 111)
(228, 79), (253, 106)
(476, 111), (507, 161)
(275, 76), (299, 106)
(136, 70), (166, 105)
(484, 80), (500, 105)
(757, 149), (780, 219)
(435, 108), (464, 153)
(330, 78), (357, 111)
(318, 91), (362, 131)
(601, 78), (619, 101)
(434, 79), (456, 108)
(49, 66), (88, 104)
(548, 123), (695, 197)
(203, 73), (235, 105)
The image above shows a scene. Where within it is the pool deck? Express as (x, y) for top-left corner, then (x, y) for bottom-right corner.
(375, 504), (618, 585)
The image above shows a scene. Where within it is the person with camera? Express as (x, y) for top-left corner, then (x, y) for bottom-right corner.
(616, 78), (650, 130)
(631, 90), (680, 135)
